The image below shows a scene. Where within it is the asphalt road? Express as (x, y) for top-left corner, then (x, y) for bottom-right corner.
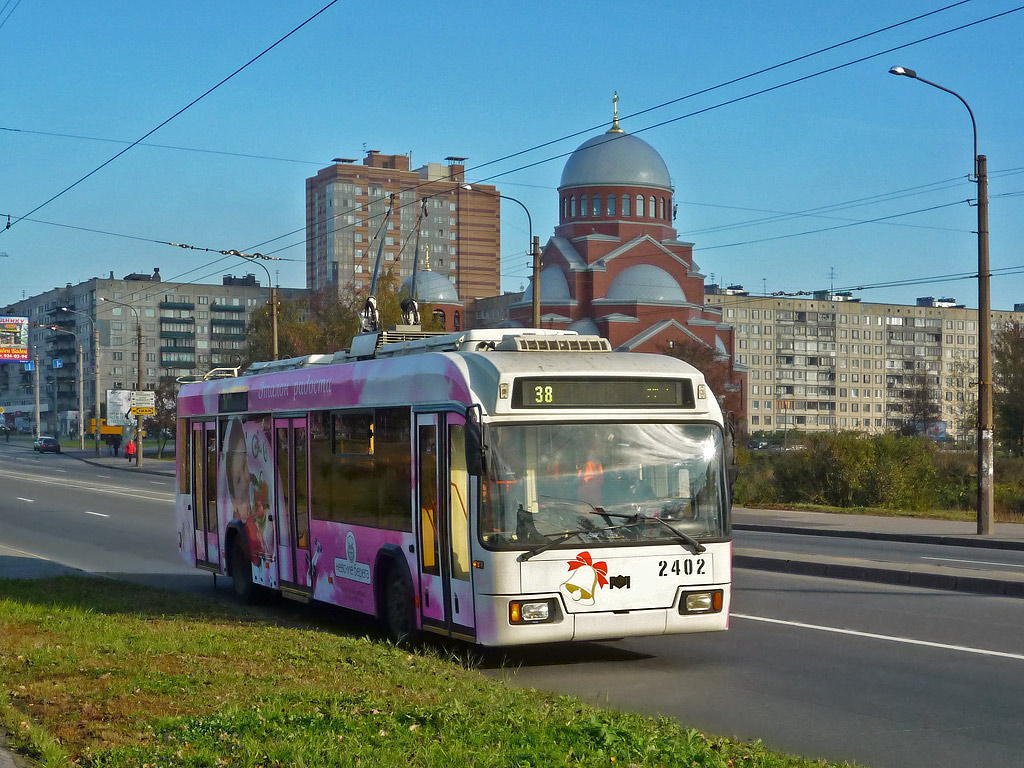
(2, 446), (1023, 768)
(736, 528), (1024, 573)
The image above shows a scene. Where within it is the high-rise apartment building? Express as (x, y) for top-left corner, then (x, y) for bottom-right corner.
(0, 270), (303, 435)
(705, 289), (1024, 441)
(305, 151), (501, 302)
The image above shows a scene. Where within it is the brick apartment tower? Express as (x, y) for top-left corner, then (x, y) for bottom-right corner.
(306, 151), (500, 302)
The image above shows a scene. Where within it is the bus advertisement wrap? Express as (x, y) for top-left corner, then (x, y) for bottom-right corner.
(0, 316), (29, 362)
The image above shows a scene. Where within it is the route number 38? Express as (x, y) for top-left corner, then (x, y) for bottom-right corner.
(533, 385), (554, 403)
(658, 558), (706, 576)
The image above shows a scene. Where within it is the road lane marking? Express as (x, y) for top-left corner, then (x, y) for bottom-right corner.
(0, 468), (173, 503)
(96, 475), (111, 478)
(54, 469), (67, 473)
(150, 481), (166, 485)
(920, 556), (1024, 570)
(733, 613), (1024, 661)
(16, 497), (34, 503)
(83, 511), (109, 518)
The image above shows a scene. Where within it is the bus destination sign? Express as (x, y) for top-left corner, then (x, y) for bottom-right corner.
(512, 378), (696, 409)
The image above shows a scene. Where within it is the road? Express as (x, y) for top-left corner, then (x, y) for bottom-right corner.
(1, 445), (1023, 768)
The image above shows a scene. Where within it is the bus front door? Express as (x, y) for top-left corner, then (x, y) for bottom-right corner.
(274, 417), (312, 594)
(416, 412), (476, 641)
(192, 421), (219, 568)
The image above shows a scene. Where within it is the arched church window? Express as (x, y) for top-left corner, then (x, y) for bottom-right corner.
(636, 195), (644, 217)
(454, 310), (461, 331)
(607, 195), (616, 216)
(580, 195), (588, 217)
(563, 197), (568, 220)
(593, 195), (601, 217)
(622, 194), (630, 216)
(570, 196), (576, 217)
(650, 196), (656, 218)
(659, 197), (666, 220)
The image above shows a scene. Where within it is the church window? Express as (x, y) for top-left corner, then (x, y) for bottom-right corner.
(570, 196), (576, 217)
(649, 196), (656, 218)
(660, 197), (666, 220)
(607, 195), (615, 215)
(563, 197), (568, 220)
(593, 195), (600, 216)
(580, 195), (588, 217)
(636, 195), (644, 217)
(621, 194), (630, 216)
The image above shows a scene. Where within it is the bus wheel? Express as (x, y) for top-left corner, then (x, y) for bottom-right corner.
(383, 567), (416, 644)
(230, 538), (255, 604)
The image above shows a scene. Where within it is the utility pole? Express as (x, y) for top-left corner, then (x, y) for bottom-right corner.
(976, 153), (993, 534)
(93, 326), (101, 456)
(33, 352), (40, 439)
(531, 236), (541, 329)
(136, 321), (143, 468)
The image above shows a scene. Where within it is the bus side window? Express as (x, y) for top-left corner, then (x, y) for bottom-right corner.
(418, 425), (440, 575)
(449, 424), (470, 581)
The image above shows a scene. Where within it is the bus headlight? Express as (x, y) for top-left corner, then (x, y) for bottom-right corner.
(509, 598), (559, 624)
(679, 590), (723, 614)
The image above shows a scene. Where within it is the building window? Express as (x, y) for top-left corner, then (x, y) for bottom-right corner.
(593, 195), (600, 216)
(659, 197), (666, 219)
(570, 196), (576, 217)
(649, 196), (656, 218)
(580, 195), (587, 217)
(636, 195), (644, 217)
(563, 197), (569, 219)
(621, 194), (630, 216)
(607, 195), (615, 216)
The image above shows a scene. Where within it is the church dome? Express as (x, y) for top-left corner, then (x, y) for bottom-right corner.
(522, 265), (571, 302)
(566, 317), (600, 336)
(560, 132), (672, 191)
(606, 264), (687, 303)
(401, 270), (459, 303)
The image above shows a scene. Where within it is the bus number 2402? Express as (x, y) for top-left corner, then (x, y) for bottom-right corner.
(658, 558), (706, 577)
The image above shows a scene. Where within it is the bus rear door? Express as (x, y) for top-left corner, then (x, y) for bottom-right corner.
(275, 417), (312, 594)
(191, 421), (220, 568)
(415, 412), (476, 641)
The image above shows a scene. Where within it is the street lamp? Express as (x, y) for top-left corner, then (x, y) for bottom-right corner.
(461, 185), (542, 328)
(100, 297), (143, 468)
(60, 306), (101, 456)
(889, 65), (994, 535)
(39, 323), (85, 450)
(226, 250), (278, 361)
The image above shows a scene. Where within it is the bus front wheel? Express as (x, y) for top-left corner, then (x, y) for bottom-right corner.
(230, 537), (255, 604)
(383, 567), (416, 644)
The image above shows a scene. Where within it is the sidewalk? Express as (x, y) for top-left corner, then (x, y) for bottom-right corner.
(733, 505), (1024, 598)
(62, 446), (175, 477)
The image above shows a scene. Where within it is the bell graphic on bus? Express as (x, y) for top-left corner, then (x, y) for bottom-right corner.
(560, 552), (608, 606)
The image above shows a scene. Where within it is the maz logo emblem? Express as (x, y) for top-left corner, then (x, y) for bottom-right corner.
(608, 575), (631, 590)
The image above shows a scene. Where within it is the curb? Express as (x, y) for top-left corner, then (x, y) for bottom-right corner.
(64, 452), (174, 478)
(735, 551), (1024, 599)
(733, 522), (1024, 552)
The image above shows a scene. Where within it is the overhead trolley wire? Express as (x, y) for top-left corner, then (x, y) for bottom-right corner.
(2, 0), (341, 234)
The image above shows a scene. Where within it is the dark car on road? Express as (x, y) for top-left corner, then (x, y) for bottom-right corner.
(32, 436), (61, 453)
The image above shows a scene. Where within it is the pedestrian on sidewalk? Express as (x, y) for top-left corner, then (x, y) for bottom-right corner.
(113, 434), (122, 457)
(125, 439), (136, 462)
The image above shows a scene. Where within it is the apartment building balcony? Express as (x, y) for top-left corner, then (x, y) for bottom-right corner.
(159, 330), (196, 340)
(159, 300), (195, 310)
(210, 303), (245, 313)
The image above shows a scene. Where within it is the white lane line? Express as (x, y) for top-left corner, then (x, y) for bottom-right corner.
(54, 469), (67, 473)
(733, 613), (1024, 662)
(16, 497), (34, 503)
(920, 556), (1024, 570)
(96, 475), (111, 478)
(83, 510), (109, 518)
(149, 481), (167, 485)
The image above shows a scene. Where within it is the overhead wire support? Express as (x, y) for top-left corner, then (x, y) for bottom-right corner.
(361, 195), (396, 334)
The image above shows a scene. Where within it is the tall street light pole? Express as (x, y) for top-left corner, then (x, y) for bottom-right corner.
(227, 250), (278, 361)
(61, 306), (101, 456)
(889, 66), (994, 535)
(100, 298), (143, 468)
(40, 324), (85, 449)
(461, 185), (541, 328)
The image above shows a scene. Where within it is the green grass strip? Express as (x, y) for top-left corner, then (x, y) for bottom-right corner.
(0, 576), (861, 768)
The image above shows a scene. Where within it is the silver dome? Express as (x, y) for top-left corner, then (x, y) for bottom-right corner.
(401, 270), (459, 303)
(560, 132), (672, 191)
(606, 264), (687, 303)
(522, 265), (571, 302)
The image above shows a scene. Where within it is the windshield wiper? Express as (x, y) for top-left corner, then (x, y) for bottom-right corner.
(597, 509), (706, 556)
(517, 519), (644, 562)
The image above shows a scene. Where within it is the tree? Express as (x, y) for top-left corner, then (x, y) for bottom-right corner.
(993, 321), (1024, 456)
(898, 373), (942, 438)
(661, 338), (744, 420)
(243, 270), (443, 366)
(144, 378), (179, 458)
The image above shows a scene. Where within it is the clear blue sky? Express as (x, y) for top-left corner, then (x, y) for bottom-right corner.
(2, 0), (1022, 310)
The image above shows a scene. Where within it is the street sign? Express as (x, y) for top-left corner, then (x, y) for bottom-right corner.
(24, 361), (34, 371)
(131, 391), (156, 408)
(130, 406), (156, 416)
(53, 359), (63, 369)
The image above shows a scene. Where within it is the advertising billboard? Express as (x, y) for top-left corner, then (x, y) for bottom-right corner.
(106, 389), (135, 427)
(0, 316), (29, 362)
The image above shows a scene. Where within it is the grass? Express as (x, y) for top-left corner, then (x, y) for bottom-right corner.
(0, 576), (863, 768)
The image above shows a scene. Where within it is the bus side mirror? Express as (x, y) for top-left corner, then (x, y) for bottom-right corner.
(465, 405), (487, 476)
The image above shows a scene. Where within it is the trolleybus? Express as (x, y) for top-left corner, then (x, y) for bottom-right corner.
(176, 328), (734, 646)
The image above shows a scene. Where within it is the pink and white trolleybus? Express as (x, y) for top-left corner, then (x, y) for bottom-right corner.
(175, 329), (733, 646)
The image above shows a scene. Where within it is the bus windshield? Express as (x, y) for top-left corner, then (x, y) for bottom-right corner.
(480, 423), (727, 551)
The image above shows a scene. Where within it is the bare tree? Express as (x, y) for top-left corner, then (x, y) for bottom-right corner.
(993, 321), (1024, 456)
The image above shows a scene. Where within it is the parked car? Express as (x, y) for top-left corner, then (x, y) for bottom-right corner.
(33, 436), (61, 453)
